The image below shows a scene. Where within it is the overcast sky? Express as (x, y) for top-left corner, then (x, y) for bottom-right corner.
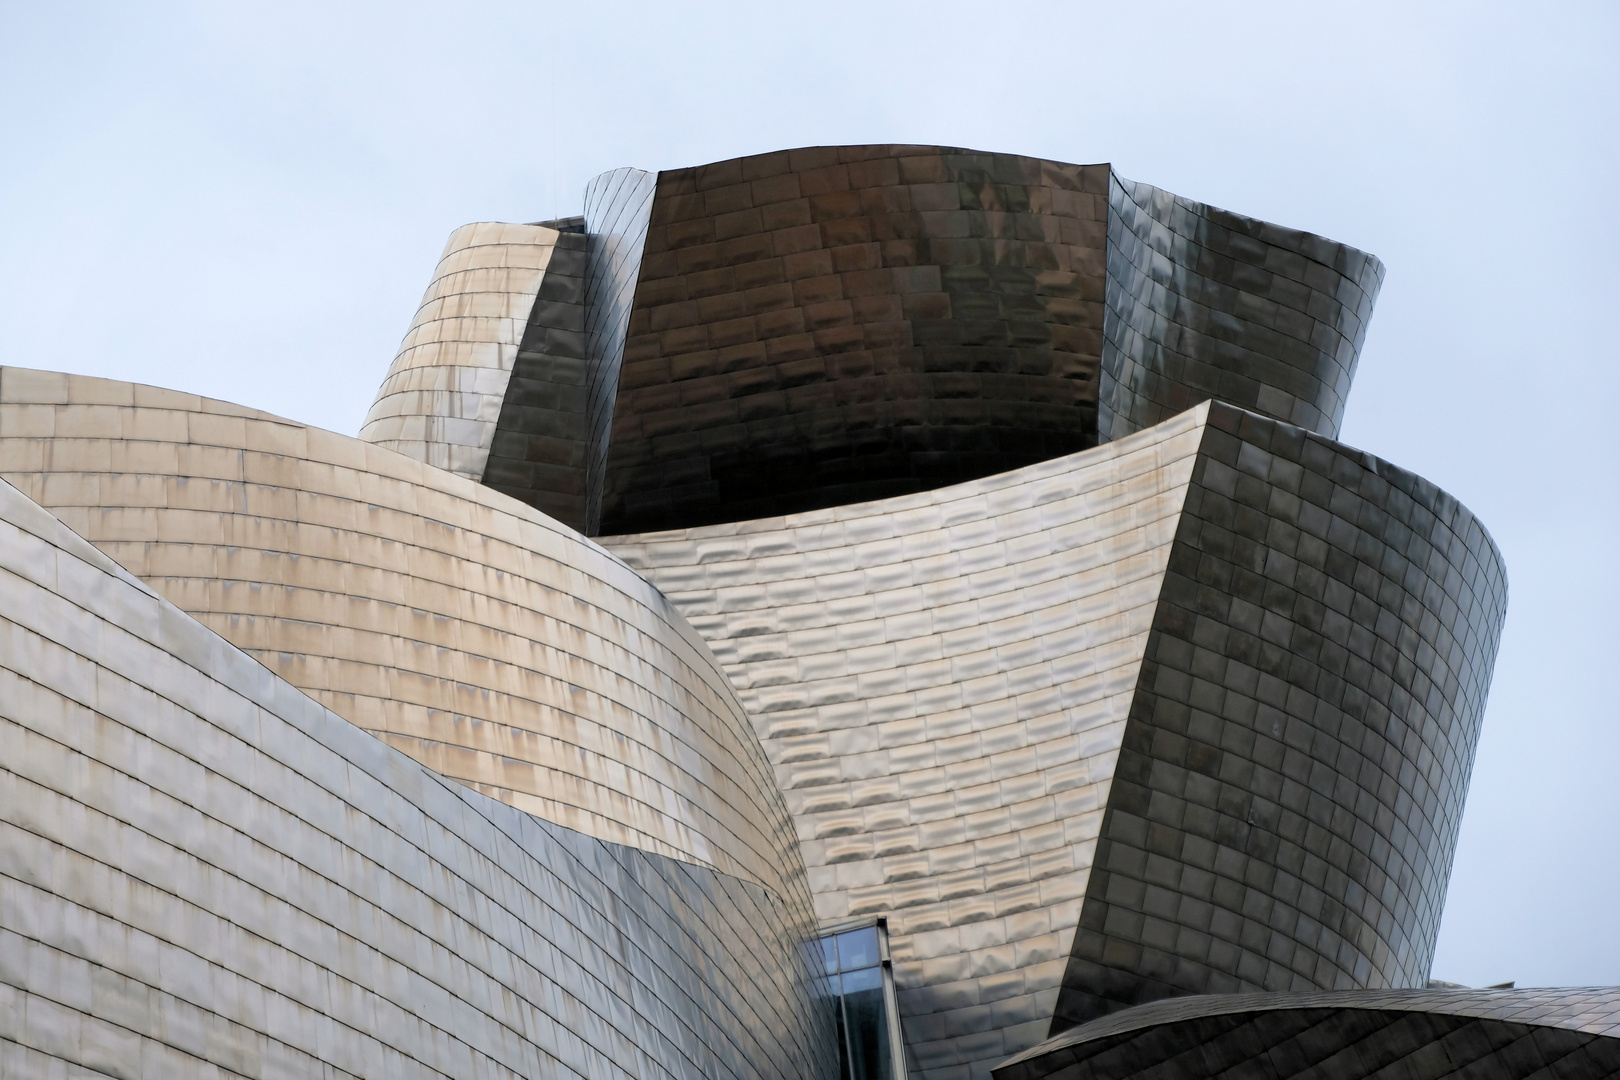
(2, 1), (1615, 990)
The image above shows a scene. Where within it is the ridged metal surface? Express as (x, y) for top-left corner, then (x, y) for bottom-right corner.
(0, 367), (806, 909)
(604, 402), (1507, 1079)
(360, 221), (559, 479)
(0, 474), (838, 1080)
(606, 407), (1207, 1079)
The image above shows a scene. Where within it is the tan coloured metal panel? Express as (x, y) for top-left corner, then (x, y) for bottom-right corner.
(361, 222), (559, 480)
(0, 366), (803, 913)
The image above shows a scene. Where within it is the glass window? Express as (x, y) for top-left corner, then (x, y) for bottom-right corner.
(817, 921), (904, 1080)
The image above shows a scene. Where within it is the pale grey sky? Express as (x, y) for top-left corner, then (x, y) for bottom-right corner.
(2, 0), (1615, 989)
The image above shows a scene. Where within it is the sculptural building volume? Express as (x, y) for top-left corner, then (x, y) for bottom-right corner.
(0, 144), (1613, 1079)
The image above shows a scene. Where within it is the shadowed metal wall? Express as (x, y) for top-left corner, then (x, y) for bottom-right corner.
(1098, 176), (1384, 443)
(595, 146), (1111, 535)
(1053, 403), (1507, 1030)
(480, 223), (592, 525)
(380, 148), (1387, 537)
(0, 475), (839, 1080)
(996, 989), (1620, 1080)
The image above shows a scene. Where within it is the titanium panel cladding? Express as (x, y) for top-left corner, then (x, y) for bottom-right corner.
(582, 167), (658, 534)
(480, 228), (593, 528)
(1054, 403), (1508, 1029)
(0, 367), (811, 913)
(607, 400), (1508, 1080)
(605, 409), (1206, 1080)
(1098, 177), (1384, 443)
(997, 989), (1620, 1080)
(597, 146), (1112, 534)
(0, 475), (839, 1080)
(361, 221), (560, 479)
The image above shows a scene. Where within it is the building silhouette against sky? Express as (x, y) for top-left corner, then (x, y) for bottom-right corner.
(0, 145), (1614, 1079)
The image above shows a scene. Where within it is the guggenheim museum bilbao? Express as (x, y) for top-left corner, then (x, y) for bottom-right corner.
(0, 144), (1615, 1080)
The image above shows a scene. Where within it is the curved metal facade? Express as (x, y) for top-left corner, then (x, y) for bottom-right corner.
(361, 221), (561, 479)
(1053, 402), (1507, 1028)
(0, 143), (1555, 1080)
(600, 402), (1507, 1077)
(607, 407), (1207, 1078)
(0, 367), (805, 906)
(1098, 176), (1384, 443)
(0, 474), (837, 1079)
(996, 989), (1620, 1079)
(581, 168), (659, 534)
(597, 146), (1111, 535)
(393, 147), (1384, 537)
(480, 225), (593, 526)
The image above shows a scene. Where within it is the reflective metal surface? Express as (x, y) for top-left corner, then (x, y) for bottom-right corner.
(597, 146), (1110, 534)
(0, 144), (1543, 1080)
(996, 988), (1620, 1079)
(1098, 177), (1384, 443)
(387, 148), (1388, 539)
(581, 167), (657, 534)
(602, 402), (1507, 1078)
(0, 367), (809, 908)
(480, 226), (593, 528)
(0, 473), (839, 1079)
(605, 409), (1208, 1078)
(360, 221), (561, 479)
(1052, 402), (1508, 1029)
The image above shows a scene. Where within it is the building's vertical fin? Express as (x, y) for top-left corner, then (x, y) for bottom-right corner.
(581, 167), (658, 534)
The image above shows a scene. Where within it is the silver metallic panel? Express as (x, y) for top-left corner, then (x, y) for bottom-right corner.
(582, 167), (657, 534)
(0, 474), (837, 1079)
(604, 409), (1211, 1079)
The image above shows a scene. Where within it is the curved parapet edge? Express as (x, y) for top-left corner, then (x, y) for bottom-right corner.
(995, 989), (1620, 1079)
(361, 221), (562, 480)
(0, 474), (838, 1079)
(1099, 175), (1385, 443)
(0, 365), (807, 913)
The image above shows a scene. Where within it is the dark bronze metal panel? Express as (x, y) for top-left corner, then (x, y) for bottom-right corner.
(1055, 402), (1508, 1030)
(481, 230), (591, 527)
(596, 146), (1111, 535)
(996, 989), (1620, 1080)
(1099, 178), (1384, 443)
